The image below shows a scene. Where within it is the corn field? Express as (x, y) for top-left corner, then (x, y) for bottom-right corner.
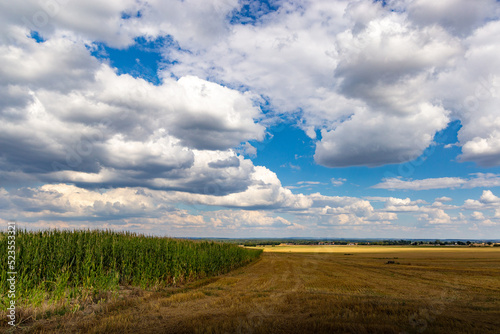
(0, 229), (262, 307)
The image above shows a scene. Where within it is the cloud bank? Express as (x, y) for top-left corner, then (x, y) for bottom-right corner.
(1, 0), (500, 237)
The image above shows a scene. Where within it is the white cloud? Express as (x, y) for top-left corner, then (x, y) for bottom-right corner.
(459, 190), (500, 227)
(433, 20), (500, 167)
(315, 103), (450, 167)
(237, 142), (257, 158)
(2, 182), (498, 236)
(280, 162), (301, 171)
(376, 197), (426, 212)
(407, 0), (500, 36)
(1, 184), (165, 220)
(2, 0), (500, 238)
(0, 36), (99, 91)
(167, 1), (466, 167)
(163, 0), (500, 169)
(331, 178), (346, 187)
(0, 0), (241, 48)
(463, 199), (484, 211)
(207, 210), (303, 230)
(479, 190), (500, 204)
(372, 176), (467, 190)
(285, 181), (328, 190)
(167, 166), (314, 209)
(418, 207), (453, 224)
(463, 190), (500, 210)
(0, 183), (305, 232)
(298, 181), (321, 185)
(471, 211), (485, 220)
(0, 31), (266, 194)
(0, 183), (395, 233)
(372, 173), (500, 190)
(4, 0), (500, 170)
(469, 211), (496, 226)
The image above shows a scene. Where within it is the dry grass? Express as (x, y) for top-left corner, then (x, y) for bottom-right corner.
(5, 247), (500, 333)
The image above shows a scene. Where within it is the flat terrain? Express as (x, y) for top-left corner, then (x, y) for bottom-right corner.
(17, 247), (500, 333)
(258, 244), (494, 253)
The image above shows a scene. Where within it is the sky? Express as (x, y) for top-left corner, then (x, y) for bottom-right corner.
(1, 0), (500, 239)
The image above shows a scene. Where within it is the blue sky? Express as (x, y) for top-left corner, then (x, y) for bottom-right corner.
(1, 0), (500, 239)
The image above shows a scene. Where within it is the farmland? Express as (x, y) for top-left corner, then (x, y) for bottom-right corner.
(0, 229), (262, 328)
(257, 244), (497, 253)
(8, 245), (500, 333)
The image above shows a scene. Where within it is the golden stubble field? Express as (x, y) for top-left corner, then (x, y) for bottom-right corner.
(17, 246), (500, 333)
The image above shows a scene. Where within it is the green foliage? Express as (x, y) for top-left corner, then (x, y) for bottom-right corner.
(0, 229), (262, 307)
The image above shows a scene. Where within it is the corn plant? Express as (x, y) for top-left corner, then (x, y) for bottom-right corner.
(0, 229), (262, 307)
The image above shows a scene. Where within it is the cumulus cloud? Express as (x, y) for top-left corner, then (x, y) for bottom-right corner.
(457, 190), (499, 227)
(479, 190), (500, 204)
(433, 20), (500, 167)
(471, 211), (485, 220)
(0, 183), (303, 233)
(366, 196), (426, 212)
(418, 208), (453, 225)
(0, 184), (167, 220)
(2, 0), (500, 237)
(406, 0), (500, 36)
(162, 0), (500, 169)
(463, 190), (500, 210)
(0, 30), (266, 194)
(302, 12), (458, 166)
(431, 197), (457, 210)
(295, 193), (400, 229)
(1, 182), (498, 236)
(469, 211), (495, 226)
(0, 183), (399, 234)
(3, 0), (500, 170)
(435, 196), (453, 203)
(0, 0), (240, 48)
(207, 210), (303, 230)
(166, 0), (463, 167)
(315, 103), (449, 167)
